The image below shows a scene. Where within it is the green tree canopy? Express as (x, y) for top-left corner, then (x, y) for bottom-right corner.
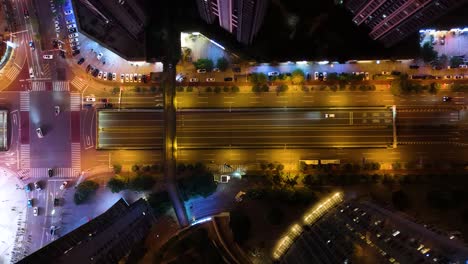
(178, 172), (217, 200)
(74, 180), (99, 205)
(229, 209), (251, 245)
(147, 191), (172, 215)
(216, 57), (229, 71)
(421, 42), (438, 63)
(450, 56), (464, 68)
(193, 58), (214, 71)
(291, 69), (305, 84)
(107, 177), (126, 193)
(129, 174), (156, 191)
(249, 72), (268, 85)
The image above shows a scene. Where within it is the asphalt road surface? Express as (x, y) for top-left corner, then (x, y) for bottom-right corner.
(97, 110), (164, 149)
(176, 108), (394, 149)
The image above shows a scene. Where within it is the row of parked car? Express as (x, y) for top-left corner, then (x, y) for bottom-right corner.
(85, 65), (149, 83)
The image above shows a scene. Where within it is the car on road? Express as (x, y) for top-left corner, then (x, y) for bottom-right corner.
(53, 198), (60, 207)
(24, 9), (29, 18)
(97, 52), (103, 60)
(69, 33), (79, 38)
(34, 182), (41, 191)
(43, 55), (53, 60)
(268, 71), (279, 76)
(27, 199), (33, 208)
(24, 183), (31, 192)
(103, 71), (108, 80)
(206, 78), (215, 82)
(197, 69), (207, 73)
(48, 168), (53, 177)
(85, 96), (96, 102)
(325, 113), (335, 118)
(28, 41), (35, 50)
(98, 71), (103, 79)
(36, 128), (44, 138)
(189, 78), (198, 82)
(60, 181), (67, 190)
(77, 57), (85, 65)
(64, 9), (73, 15)
(443, 96), (451, 102)
(33, 207), (38, 216)
(29, 67), (35, 78)
(55, 106), (60, 116)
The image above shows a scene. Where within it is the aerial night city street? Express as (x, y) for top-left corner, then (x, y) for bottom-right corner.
(0, 0), (467, 263)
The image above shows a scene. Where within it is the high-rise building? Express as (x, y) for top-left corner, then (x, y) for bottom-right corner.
(345, 0), (467, 47)
(195, 0), (269, 44)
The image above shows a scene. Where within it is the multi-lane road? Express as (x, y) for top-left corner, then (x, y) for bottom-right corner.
(177, 108), (395, 149)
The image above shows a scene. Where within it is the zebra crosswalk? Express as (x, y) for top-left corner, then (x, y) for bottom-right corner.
(31, 81), (46, 91)
(20, 144), (30, 169)
(72, 143), (81, 173)
(5, 66), (20, 81)
(53, 81), (69, 91)
(70, 93), (81, 111)
(20, 92), (30, 111)
(211, 164), (246, 174)
(29, 168), (76, 179)
(70, 76), (88, 91)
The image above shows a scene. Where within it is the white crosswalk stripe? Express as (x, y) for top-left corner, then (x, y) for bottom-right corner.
(20, 144), (30, 169)
(29, 168), (76, 178)
(53, 81), (69, 91)
(72, 143), (81, 174)
(70, 93), (81, 111)
(20, 92), (30, 111)
(31, 81), (46, 91)
(5, 66), (20, 80)
(70, 76), (88, 91)
(213, 164), (245, 174)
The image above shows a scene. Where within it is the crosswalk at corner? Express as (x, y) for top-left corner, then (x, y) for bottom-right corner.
(53, 81), (70, 91)
(71, 143), (81, 174)
(70, 76), (88, 91)
(20, 92), (30, 111)
(31, 81), (46, 91)
(20, 144), (30, 169)
(29, 168), (77, 179)
(70, 93), (81, 111)
(4, 65), (20, 81)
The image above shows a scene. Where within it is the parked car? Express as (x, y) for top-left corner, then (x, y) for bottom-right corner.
(60, 181), (67, 190)
(48, 168), (53, 177)
(77, 57), (85, 65)
(125, 74), (129, 82)
(64, 9), (73, 15)
(206, 78), (215, 82)
(120, 73), (124, 82)
(27, 199), (33, 208)
(189, 78), (198, 82)
(224, 77), (233, 82)
(86, 64), (92, 73)
(33, 207), (38, 216)
(68, 28), (76, 33)
(36, 128), (44, 138)
(84, 96), (96, 102)
(24, 9), (29, 18)
(34, 182), (41, 191)
(325, 113), (335, 118)
(43, 55), (53, 60)
(112, 73), (116, 81)
(66, 20), (74, 24)
(103, 71), (108, 80)
(53, 198), (59, 207)
(442, 96), (452, 102)
(268, 71), (279, 76)
(72, 50), (80, 56)
(97, 53), (103, 60)
(197, 69), (207, 73)
(67, 24), (76, 29)
(69, 33), (79, 38)
(98, 71), (103, 79)
(24, 183), (31, 192)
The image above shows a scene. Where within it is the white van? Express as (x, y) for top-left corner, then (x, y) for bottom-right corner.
(29, 67), (35, 78)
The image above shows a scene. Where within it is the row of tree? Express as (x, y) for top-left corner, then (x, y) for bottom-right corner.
(193, 58), (229, 72)
(107, 174), (156, 193)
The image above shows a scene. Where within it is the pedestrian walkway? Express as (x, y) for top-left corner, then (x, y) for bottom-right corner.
(70, 93), (81, 111)
(31, 81), (46, 91)
(29, 168), (75, 178)
(20, 92), (30, 111)
(70, 76), (88, 91)
(4, 65), (20, 81)
(71, 143), (81, 173)
(20, 144), (30, 169)
(53, 81), (70, 91)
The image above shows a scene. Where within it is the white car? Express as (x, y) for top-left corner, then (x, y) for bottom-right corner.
(325, 113), (335, 118)
(33, 207), (38, 216)
(98, 71), (103, 79)
(268, 71), (279, 76)
(69, 33), (79, 38)
(66, 20), (74, 24)
(206, 78), (215, 82)
(381, 71), (391, 75)
(189, 78), (198, 82)
(84, 96), (96, 102)
(125, 74), (129, 82)
(36, 128), (44, 138)
(97, 53), (103, 60)
(197, 69), (207, 73)
(314, 71), (319, 80)
(60, 181), (67, 190)
(64, 9), (73, 15)
(112, 73), (117, 81)
(129, 74), (134, 82)
(70, 38), (79, 43)
(103, 72), (108, 80)
(43, 55), (53, 59)
(67, 24), (76, 29)
(29, 67), (35, 78)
